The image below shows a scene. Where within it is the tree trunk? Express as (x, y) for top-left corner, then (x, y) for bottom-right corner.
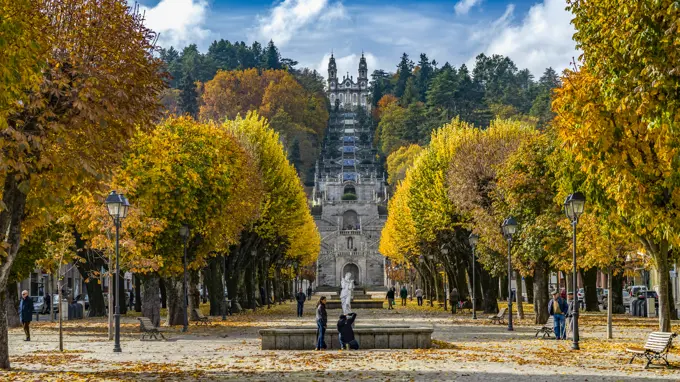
(164, 277), (185, 327)
(83, 268), (106, 317)
(533, 260), (549, 324)
(141, 275), (161, 327)
(72, 235), (107, 317)
(524, 274), (534, 305)
(481, 273), (499, 314)
(159, 278), (167, 309)
(134, 276), (142, 312)
(0, 291), (10, 369)
(189, 272), (200, 320)
(583, 267), (599, 311)
(655, 248), (671, 331)
(0, 174), (29, 370)
(5, 285), (20, 328)
(245, 266), (255, 310)
(116, 271), (127, 315)
(607, 269), (613, 339)
(642, 237), (671, 331)
(610, 271), (625, 313)
(499, 275), (507, 300)
(205, 257), (225, 316)
(514, 270), (524, 319)
(667, 273), (678, 320)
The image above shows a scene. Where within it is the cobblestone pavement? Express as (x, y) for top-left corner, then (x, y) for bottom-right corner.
(3, 301), (680, 381)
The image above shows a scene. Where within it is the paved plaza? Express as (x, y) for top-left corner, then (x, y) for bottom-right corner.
(3, 302), (680, 381)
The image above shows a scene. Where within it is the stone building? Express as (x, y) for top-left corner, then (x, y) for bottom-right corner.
(326, 53), (371, 111)
(311, 54), (386, 289)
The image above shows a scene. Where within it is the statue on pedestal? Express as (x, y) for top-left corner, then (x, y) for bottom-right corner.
(340, 272), (354, 315)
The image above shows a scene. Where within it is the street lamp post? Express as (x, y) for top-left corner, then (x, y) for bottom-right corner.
(105, 191), (130, 353)
(265, 254), (271, 309)
(469, 233), (479, 319)
(441, 246), (449, 312)
(222, 253), (228, 320)
(179, 224), (189, 333)
(564, 192), (586, 350)
(502, 216), (518, 331)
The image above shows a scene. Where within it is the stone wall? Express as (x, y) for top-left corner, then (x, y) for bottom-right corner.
(260, 326), (434, 350)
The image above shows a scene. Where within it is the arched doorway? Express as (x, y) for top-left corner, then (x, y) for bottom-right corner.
(342, 263), (359, 285)
(342, 210), (359, 229)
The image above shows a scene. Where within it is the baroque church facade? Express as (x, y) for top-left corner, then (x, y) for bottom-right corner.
(311, 53), (386, 290)
(326, 53), (371, 111)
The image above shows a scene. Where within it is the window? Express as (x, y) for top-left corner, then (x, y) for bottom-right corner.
(353, 93), (357, 103)
(330, 94), (335, 103)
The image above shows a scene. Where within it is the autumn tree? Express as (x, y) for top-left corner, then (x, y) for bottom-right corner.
(0, 0), (165, 369)
(555, 0), (680, 331)
(222, 112), (319, 310)
(447, 119), (531, 315)
(200, 69), (328, 184)
(108, 117), (262, 325)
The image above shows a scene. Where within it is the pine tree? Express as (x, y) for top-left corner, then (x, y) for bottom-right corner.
(262, 40), (282, 70)
(425, 63), (458, 119)
(289, 138), (302, 174)
(415, 53), (433, 102)
(394, 53), (414, 98)
(400, 77), (419, 106)
(530, 67), (561, 128)
(178, 73), (199, 118)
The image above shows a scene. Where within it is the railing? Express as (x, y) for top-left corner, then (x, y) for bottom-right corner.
(339, 230), (361, 235)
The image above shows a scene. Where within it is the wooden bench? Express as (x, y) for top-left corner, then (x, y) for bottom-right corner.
(193, 308), (211, 326)
(535, 316), (554, 338)
(626, 331), (676, 369)
(489, 307), (507, 324)
(137, 317), (166, 341)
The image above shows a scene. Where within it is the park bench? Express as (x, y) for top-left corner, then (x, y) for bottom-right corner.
(488, 307), (506, 324)
(192, 308), (211, 325)
(137, 317), (166, 341)
(626, 331), (676, 369)
(535, 316), (554, 338)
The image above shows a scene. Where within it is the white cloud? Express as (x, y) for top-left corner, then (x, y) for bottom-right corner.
(480, 0), (577, 75)
(454, 0), (482, 16)
(137, 0), (210, 48)
(254, 0), (347, 47)
(316, 52), (380, 82)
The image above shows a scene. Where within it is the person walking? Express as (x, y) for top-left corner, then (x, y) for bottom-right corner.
(19, 290), (34, 341)
(415, 287), (423, 306)
(400, 286), (408, 306)
(548, 290), (568, 340)
(260, 286), (266, 306)
(386, 288), (395, 310)
(451, 288), (459, 313)
(337, 312), (359, 350)
(307, 285), (312, 300)
(315, 296), (328, 350)
(296, 288), (306, 317)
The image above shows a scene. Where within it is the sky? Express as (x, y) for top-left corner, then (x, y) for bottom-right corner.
(135, 0), (579, 80)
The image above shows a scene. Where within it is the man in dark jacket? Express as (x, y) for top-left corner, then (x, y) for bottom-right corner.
(295, 288), (306, 317)
(337, 312), (359, 350)
(548, 291), (569, 340)
(400, 286), (408, 306)
(386, 288), (395, 310)
(19, 290), (34, 341)
(307, 286), (312, 300)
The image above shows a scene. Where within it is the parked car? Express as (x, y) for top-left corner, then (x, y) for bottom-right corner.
(602, 289), (629, 311)
(74, 294), (89, 310)
(628, 285), (647, 297)
(577, 288), (585, 308)
(30, 296), (45, 314)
